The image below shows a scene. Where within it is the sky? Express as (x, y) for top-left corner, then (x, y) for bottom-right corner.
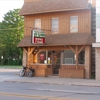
(0, 0), (24, 22)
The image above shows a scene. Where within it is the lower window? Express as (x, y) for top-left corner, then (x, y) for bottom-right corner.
(63, 50), (84, 64)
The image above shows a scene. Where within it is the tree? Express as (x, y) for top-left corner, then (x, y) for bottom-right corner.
(0, 9), (24, 65)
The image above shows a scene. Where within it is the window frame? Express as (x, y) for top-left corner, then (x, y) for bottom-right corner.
(34, 19), (41, 30)
(70, 16), (78, 33)
(51, 17), (59, 34)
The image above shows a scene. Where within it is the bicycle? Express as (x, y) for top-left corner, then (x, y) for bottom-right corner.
(19, 66), (35, 77)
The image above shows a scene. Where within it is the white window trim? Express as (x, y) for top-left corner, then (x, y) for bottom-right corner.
(34, 19), (41, 30)
(70, 16), (78, 33)
(52, 17), (59, 34)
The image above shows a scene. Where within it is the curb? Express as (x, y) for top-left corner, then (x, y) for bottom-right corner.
(4, 80), (100, 87)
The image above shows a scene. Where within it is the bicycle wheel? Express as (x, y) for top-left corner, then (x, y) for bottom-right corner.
(19, 70), (25, 77)
(27, 70), (33, 77)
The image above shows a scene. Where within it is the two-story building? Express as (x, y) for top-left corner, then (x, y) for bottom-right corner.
(18, 0), (95, 79)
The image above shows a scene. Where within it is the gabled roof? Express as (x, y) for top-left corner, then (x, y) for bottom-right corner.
(19, 0), (89, 15)
(18, 33), (95, 47)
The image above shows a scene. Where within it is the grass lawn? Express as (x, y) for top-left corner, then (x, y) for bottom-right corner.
(0, 65), (22, 69)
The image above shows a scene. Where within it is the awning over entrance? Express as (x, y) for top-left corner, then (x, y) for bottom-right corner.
(18, 33), (95, 47)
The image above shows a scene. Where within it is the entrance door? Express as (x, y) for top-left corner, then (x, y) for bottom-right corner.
(52, 51), (61, 75)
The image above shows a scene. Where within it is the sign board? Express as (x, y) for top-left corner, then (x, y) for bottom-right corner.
(31, 30), (45, 44)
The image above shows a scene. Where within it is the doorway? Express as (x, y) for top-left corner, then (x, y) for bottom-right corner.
(52, 51), (61, 75)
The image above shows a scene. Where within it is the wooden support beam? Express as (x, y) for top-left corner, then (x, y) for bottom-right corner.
(78, 46), (85, 54)
(69, 45), (76, 53)
(27, 47), (31, 68)
(29, 47), (35, 55)
(23, 48), (28, 54)
(76, 46), (78, 69)
(32, 47), (37, 53)
(34, 50), (39, 55)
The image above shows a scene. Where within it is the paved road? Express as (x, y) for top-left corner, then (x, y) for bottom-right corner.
(0, 68), (20, 82)
(0, 81), (100, 100)
(0, 69), (100, 100)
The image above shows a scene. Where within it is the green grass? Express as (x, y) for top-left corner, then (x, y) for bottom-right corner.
(0, 65), (22, 69)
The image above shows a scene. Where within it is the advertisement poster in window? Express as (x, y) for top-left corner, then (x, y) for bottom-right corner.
(40, 54), (44, 60)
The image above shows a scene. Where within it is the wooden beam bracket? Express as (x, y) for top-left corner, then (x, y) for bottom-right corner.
(78, 46), (85, 54)
(69, 45), (76, 53)
(23, 48), (28, 54)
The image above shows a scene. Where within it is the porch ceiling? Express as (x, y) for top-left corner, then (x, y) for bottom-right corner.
(18, 33), (95, 47)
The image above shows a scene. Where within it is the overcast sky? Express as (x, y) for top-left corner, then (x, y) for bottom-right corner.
(0, 0), (24, 22)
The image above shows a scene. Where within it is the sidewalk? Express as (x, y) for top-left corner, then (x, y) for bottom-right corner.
(5, 75), (100, 87)
(1, 68), (100, 87)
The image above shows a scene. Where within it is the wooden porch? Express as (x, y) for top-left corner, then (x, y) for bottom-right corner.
(22, 45), (88, 79)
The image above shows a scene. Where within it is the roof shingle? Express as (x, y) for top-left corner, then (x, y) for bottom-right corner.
(20, 0), (89, 15)
(18, 33), (95, 47)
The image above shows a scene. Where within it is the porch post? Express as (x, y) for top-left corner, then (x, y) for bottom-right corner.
(76, 46), (78, 69)
(22, 49), (27, 67)
(27, 47), (31, 68)
(27, 47), (36, 68)
(85, 46), (91, 79)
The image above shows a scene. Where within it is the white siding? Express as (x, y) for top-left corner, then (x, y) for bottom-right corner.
(96, 0), (100, 42)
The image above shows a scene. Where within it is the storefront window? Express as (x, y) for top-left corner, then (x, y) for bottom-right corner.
(63, 50), (76, 64)
(37, 51), (52, 64)
(37, 51), (46, 64)
(47, 51), (52, 64)
(63, 50), (85, 64)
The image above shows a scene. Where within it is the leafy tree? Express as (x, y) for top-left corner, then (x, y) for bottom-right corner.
(0, 9), (24, 65)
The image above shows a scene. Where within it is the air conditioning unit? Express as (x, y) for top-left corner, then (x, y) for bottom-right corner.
(65, 58), (73, 64)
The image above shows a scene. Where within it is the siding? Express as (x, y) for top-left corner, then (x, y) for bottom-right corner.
(24, 10), (91, 36)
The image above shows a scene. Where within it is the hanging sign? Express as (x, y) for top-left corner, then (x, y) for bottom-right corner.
(31, 30), (45, 44)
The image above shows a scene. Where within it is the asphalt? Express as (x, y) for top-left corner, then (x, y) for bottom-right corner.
(1, 68), (100, 87)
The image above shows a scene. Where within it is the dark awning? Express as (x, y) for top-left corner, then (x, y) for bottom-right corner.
(18, 33), (95, 47)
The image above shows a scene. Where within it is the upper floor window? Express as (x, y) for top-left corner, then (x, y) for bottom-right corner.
(70, 16), (78, 33)
(52, 18), (59, 34)
(34, 19), (41, 29)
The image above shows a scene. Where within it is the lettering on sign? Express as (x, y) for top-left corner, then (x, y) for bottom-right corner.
(31, 30), (45, 44)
